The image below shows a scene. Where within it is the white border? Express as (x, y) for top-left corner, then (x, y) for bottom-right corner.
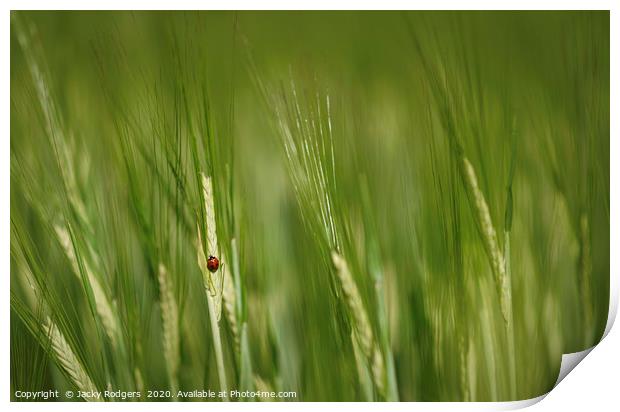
(3, 2), (617, 411)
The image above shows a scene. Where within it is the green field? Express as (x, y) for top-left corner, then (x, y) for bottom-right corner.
(10, 11), (609, 402)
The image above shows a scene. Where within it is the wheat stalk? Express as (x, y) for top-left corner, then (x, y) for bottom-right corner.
(157, 263), (180, 397)
(197, 172), (229, 400)
(459, 158), (511, 323)
(460, 156), (516, 398)
(13, 14), (91, 230)
(44, 318), (100, 400)
(54, 224), (119, 346)
(331, 251), (385, 396)
(18, 250), (100, 400)
(198, 173), (224, 320)
(202, 174), (219, 256)
(271, 82), (388, 397)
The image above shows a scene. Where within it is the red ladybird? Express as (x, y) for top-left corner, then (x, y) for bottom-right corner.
(207, 255), (220, 273)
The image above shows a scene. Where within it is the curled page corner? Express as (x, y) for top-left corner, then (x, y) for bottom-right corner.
(547, 264), (619, 388)
(498, 288), (618, 410)
(554, 347), (595, 387)
(537, 288), (617, 407)
(494, 347), (597, 410)
(537, 294), (617, 405)
(494, 394), (547, 410)
(542, 266), (618, 403)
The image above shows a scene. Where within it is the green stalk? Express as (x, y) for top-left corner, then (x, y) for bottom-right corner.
(503, 230), (516, 400)
(239, 323), (254, 394)
(504, 138), (517, 400)
(374, 275), (399, 401)
(198, 173), (229, 401)
(206, 294), (229, 400)
(460, 154), (516, 399)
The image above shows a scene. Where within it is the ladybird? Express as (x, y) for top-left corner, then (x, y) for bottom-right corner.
(207, 255), (220, 273)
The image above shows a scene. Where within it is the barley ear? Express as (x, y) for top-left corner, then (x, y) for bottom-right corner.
(197, 228), (215, 295)
(44, 318), (100, 400)
(331, 251), (386, 396)
(198, 172), (229, 399)
(460, 157), (510, 323)
(351, 330), (374, 401)
(200, 173), (223, 321)
(54, 224), (119, 346)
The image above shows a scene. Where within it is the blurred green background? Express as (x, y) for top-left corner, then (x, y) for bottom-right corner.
(10, 11), (609, 402)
